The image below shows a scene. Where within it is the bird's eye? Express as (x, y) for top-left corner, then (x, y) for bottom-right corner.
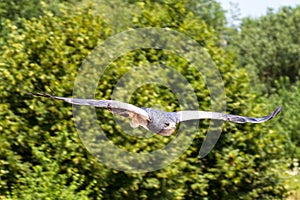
(164, 123), (170, 127)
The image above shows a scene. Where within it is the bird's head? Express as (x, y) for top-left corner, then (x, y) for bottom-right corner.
(144, 108), (178, 136)
(158, 121), (177, 136)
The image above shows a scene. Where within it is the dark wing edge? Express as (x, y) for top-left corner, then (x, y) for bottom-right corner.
(29, 92), (150, 121)
(176, 106), (282, 124)
(226, 106), (282, 123)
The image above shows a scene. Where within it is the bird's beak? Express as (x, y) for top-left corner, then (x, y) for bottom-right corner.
(169, 122), (176, 129)
(158, 122), (177, 136)
(159, 128), (176, 136)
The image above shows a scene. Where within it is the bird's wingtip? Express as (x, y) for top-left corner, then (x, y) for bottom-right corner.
(27, 91), (55, 99)
(273, 106), (282, 117)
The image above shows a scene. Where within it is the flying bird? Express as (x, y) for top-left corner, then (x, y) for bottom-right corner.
(31, 92), (282, 136)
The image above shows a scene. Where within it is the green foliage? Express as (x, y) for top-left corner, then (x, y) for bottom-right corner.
(0, 0), (82, 36)
(264, 78), (300, 159)
(0, 0), (41, 22)
(101, 0), (226, 36)
(186, 0), (227, 31)
(0, 0), (288, 199)
(0, 2), (108, 198)
(147, 0), (227, 30)
(233, 6), (300, 92)
(6, 162), (94, 200)
(261, 77), (300, 200)
(0, 0), (81, 21)
(228, 4), (300, 198)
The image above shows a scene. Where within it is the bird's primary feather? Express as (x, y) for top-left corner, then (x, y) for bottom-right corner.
(177, 106), (282, 124)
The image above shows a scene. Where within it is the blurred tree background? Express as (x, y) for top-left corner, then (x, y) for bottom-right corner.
(0, 0), (298, 199)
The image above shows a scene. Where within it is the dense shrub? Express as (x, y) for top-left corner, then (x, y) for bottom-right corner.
(233, 6), (300, 93)
(0, 0), (288, 199)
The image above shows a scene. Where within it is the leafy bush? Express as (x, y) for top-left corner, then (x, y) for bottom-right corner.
(265, 78), (300, 159)
(232, 6), (300, 93)
(0, 2), (108, 198)
(0, 0), (288, 199)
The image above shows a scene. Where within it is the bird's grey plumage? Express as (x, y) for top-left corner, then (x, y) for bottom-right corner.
(30, 92), (282, 136)
(177, 107), (282, 124)
(143, 108), (178, 136)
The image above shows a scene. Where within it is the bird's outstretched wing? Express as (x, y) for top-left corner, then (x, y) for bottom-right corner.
(30, 92), (150, 128)
(176, 106), (282, 124)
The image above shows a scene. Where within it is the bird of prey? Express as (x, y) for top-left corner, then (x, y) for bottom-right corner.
(31, 92), (282, 136)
